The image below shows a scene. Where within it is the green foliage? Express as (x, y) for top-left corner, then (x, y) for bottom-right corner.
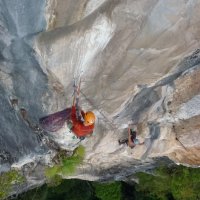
(45, 165), (61, 179)
(136, 172), (169, 200)
(46, 174), (62, 188)
(61, 145), (85, 176)
(136, 165), (200, 200)
(16, 179), (98, 200)
(92, 182), (122, 200)
(0, 170), (25, 199)
(73, 145), (85, 157)
(45, 145), (85, 186)
(170, 166), (200, 200)
(11, 164), (200, 200)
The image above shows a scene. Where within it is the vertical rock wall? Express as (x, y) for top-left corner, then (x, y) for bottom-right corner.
(0, 0), (200, 189)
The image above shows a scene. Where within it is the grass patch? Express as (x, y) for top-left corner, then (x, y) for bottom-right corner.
(0, 170), (25, 199)
(45, 145), (85, 186)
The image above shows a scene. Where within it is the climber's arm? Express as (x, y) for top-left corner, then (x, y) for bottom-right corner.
(71, 106), (78, 123)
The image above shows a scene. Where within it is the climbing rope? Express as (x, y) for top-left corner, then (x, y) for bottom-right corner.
(71, 57), (118, 131)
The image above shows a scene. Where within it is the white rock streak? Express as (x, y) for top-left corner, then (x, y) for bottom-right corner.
(176, 94), (200, 120)
(74, 15), (115, 76)
(83, 0), (107, 17)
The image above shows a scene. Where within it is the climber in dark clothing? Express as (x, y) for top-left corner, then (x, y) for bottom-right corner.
(118, 125), (144, 149)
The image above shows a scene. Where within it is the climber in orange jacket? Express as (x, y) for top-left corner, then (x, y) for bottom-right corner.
(70, 79), (95, 139)
(70, 105), (95, 138)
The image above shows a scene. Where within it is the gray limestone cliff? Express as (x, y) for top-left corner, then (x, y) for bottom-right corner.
(0, 0), (200, 196)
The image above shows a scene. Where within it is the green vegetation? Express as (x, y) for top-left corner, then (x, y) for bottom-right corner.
(136, 165), (200, 200)
(0, 170), (25, 199)
(45, 145), (85, 186)
(93, 182), (122, 200)
(15, 180), (122, 200)
(12, 164), (200, 200)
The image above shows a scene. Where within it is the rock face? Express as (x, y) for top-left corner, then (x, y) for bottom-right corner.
(0, 0), (48, 172)
(0, 0), (200, 190)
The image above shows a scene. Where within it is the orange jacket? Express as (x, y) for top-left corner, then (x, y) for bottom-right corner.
(71, 106), (94, 137)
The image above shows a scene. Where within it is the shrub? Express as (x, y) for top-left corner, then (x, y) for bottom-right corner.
(45, 145), (85, 186)
(93, 182), (122, 200)
(61, 145), (85, 176)
(45, 165), (61, 179)
(16, 179), (97, 200)
(46, 174), (62, 187)
(0, 170), (25, 199)
(136, 165), (200, 200)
